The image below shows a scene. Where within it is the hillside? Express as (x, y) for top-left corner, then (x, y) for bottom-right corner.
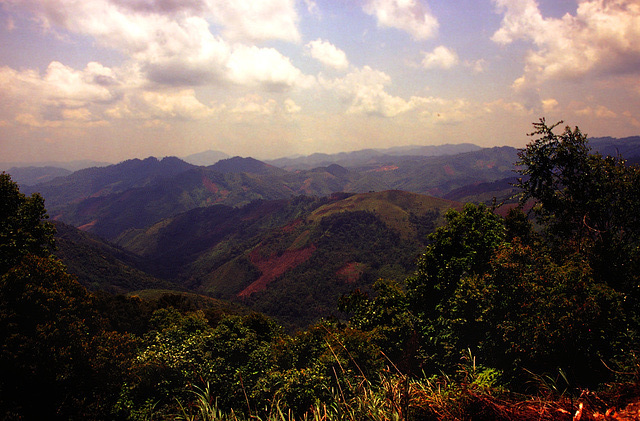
(115, 191), (460, 327)
(53, 221), (173, 293)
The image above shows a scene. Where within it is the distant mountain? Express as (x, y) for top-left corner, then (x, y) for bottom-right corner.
(0, 159), (111, 172)
(29, 148), (518, 241)
(266, 143), (482, 170)
(115, 191), (461, 327)
(183, 150), (230, 166)
(590, 136), (640, 159)
(209, 156), (287, 175)
(24, 156), (196, 208)
(444, 177), (519, 204)
(6, 166), (72, 186)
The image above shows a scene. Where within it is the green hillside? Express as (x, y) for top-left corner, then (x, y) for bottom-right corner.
(112, 191), (459, 327)
(53, 221), (173, 293)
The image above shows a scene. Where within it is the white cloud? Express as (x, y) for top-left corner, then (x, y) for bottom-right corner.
(227, 45), (314, 90)
(0, 62), (118, 126)
(7, 0), (306, 90)
(207, 0), (300, 43)
(322, 66), (455, 118)
(466, 58), (487, 73)
(363, 0), (439, 40)
(422, 46), (459, 69)
(284, 98), (301, 114)
(304, 0), (320, 17)
(231, 94), (278, 115)
(305, 39), (349, 70)
(542, 98), (558, 113)
(492, 0), (640, 86)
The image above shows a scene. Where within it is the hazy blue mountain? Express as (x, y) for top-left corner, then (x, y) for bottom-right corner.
(266, 143), (482, 170)
(590, 136), (640, 159)
(0, 159), (111, 172)
(6, 166), (72, 186)
(183, 150), (230, 166)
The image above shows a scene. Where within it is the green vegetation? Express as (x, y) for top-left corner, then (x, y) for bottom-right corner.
(3, 120), (640, 419)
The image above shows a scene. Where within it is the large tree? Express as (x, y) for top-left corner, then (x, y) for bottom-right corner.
(0, 172), (55, 275)
(516, 119), (640, 310)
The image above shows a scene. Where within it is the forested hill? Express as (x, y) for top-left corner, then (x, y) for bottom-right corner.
(56, 190), (460, 328)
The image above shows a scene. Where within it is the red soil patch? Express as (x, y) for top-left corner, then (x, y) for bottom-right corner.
(443, 164), (456, 176)
(78, 219), (97, 231)
(368, 165), (399, 172)
(238, 244), (317, 298)
(202, 175), (220, 194)
(336, 262), (365, 283)
(282, 218), (304, 232)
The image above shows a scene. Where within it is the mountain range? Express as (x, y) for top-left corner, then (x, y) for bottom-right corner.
(9, 135), (640, 327)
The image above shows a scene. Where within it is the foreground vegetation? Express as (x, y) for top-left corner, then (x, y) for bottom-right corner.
(2, 119), (640, 420)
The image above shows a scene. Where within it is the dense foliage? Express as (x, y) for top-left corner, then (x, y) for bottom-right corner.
(3, 120), (640, 420)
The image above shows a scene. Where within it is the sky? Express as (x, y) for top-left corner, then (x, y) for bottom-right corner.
(0, 0), (639, 164)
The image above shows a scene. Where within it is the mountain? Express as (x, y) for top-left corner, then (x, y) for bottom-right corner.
(6, 166), (72, 186)
(27, 148), (517, 241)
(115, 191), (461, 328)
(209, 156), (288, 175)
(183, 150), (230, 166)
(23, 156), (196, 208)
(590, 136), (640, 159)
(0, 159), (111, 172)
(266, 143), (483, 170)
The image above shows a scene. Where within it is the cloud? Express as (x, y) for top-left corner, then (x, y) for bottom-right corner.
(7, 0), (306, 90)
(284, 98), (301, 114)
(322, 66), (454, 118)
(207, 0), (300, 43)
(422, 46), (459, 69)
(305, 39), (349, 70)
(574, 104), (617, 119)
(363, 0), (439, 40)
(542, 98), (558, 113)
(492, 0), (640, 86)
(231, 94), (278, 115)
(304, 0), (320, 17)
(0, 62), (118, 119)
(227, 45), (314, 90)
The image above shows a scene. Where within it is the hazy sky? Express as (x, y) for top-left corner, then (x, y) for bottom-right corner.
(1, 0), (639, 163)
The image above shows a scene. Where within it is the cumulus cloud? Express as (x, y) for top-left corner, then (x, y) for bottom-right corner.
(305, 39), (349, 70)
(0, 62), (118, 123)
(207, 0), (300, 43)
(227, 45), (314, 90)
(363, 0), (439, 40)
(492, 0), (640, 86)
(322, 66), (451, 118)
(422, 46), (459, 69)
(6, 0), (307, 90)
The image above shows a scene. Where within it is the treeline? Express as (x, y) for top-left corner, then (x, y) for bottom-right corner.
(2, 119), (640, 420)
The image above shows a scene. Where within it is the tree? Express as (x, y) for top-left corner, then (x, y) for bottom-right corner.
(516, 119), (640, 316)
(0, 172), (56, 275)
(0, 173), (136, 419)
(405, 203), (506, 370)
